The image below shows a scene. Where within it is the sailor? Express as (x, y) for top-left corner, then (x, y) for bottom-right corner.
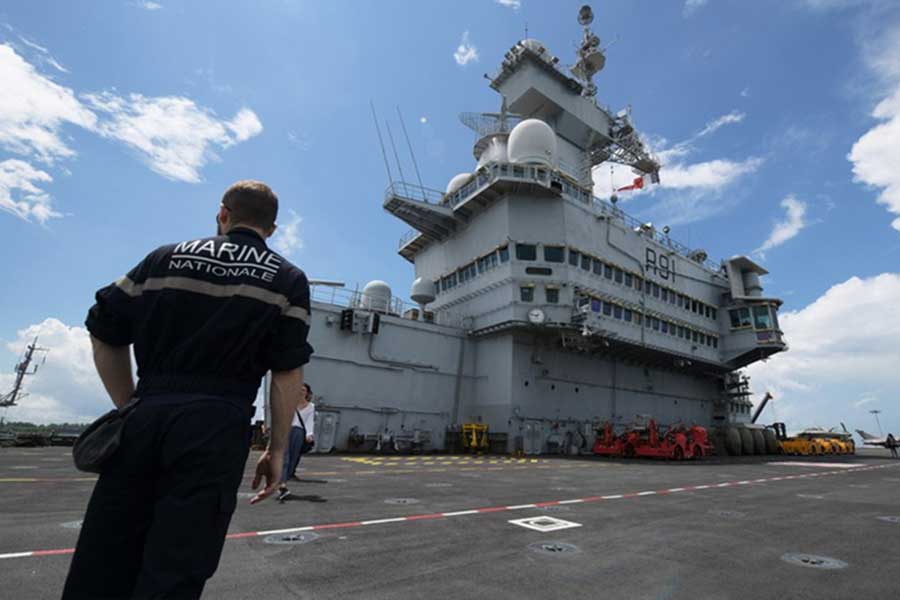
(887, 433), (898, 459)
(62, 180), (313, 599)
(278, 382), (316, 501)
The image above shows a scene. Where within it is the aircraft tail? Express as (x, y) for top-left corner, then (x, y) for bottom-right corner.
(856, 429), (879, 441)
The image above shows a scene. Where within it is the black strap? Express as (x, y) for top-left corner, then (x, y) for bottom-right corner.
(295, 409), (306, 433)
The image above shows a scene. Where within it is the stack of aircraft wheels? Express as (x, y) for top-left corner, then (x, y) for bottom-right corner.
(715, 423), (856, 456)
(592, 420), (713, 460)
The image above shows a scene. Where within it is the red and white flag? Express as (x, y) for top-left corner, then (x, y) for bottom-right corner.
(617, 176), (646, 192)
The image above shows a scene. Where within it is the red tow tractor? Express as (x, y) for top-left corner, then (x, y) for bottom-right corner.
(592, 419), (713, 460)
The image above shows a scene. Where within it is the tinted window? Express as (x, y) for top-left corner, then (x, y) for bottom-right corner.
(652, 318), (660, 331)
(753, 305), (772, 329)
(546, 288), (559, 303)
(499, 246), (509, 262)
(614, 268), (623, 284)
(652, 283), (660, 298)
(624, 308), (632, 322)
(520, 286), (534, 302)
(516, 244), (537, 261)
(544, 246), (565, 263)
(661, 321), (668, 333)
(635, 277), (643, 292)
(581, 254), (591, 271)
(604, 264), (613, 279)
(568, 249), (580, 266)
(661, 288), (668, 302)
(625, 273), (633, 287)
(602, 301), (612, 316)
(592, 258), (603, 275)
(613, 305), (623, 319)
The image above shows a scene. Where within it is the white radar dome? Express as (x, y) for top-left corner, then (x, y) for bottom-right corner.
(361, 280), (392, 313)
(508, 119), (557, 168)
(476, 135), (509, 169)
(410, 277), (436, 306)
(446, 173), (471, 195)
(521, 39), (548, 55)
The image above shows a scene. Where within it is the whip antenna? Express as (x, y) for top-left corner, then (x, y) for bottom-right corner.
(384, 120), (407, 186)
(369, 101), (394, 184)
(397, 105), (425, 191)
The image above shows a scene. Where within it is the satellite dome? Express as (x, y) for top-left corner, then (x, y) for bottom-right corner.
(410, 277), (436, 306)
(446, 173), (471, 195)
(475, 134), (509, 168)
(508, 119), (557, 167)
(520, 39), (548, 55)
(361, 280), (392, 313)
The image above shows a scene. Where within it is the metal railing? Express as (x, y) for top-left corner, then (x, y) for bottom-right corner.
(384, 181), (445, 205)
(388, 162), (723, 273)
(310, 284), (466, 329)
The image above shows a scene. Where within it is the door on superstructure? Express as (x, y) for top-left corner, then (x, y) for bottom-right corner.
(314, 411), (340, 453)
(523, 419), (544, 455)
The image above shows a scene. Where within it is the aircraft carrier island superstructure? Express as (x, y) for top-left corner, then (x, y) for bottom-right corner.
(294, 7), (787, 455)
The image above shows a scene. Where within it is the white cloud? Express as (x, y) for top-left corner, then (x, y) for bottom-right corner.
(0, 39), (265, 223)
(0, 44), (96, 164)
(848, 86), (900, 231)
(419, 116), (428, 124)
(592, 108), (761, 225)
(133, 1), (164, 10)
(657, 109), (746, 163)
(740, 87), (750, 97)
(2, 318), (107, 424)
(847, 23), (900, 231)
(746, 273), (900, 435)
(495, 0), (521, 9)
(83, 92), (263, 183)
(0, 159), (59, 224)
(659, 157), (763, 190)
(696, 110), (745, 138)
(226, 108), (263, 142)
(454, 31), (479, 66)
(271, 209), (303, 256)
(286, 130), (310, 151)
(683, 0), (708, 17)
(756, 195), (808, 254)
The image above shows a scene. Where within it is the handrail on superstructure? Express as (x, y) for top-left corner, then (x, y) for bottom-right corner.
(389, 163), (722, 274)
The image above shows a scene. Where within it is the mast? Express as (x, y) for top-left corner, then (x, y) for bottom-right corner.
(1, 337), (49, 408)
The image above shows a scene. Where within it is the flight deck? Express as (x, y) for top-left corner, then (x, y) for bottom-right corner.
(2, 448), (898, 599)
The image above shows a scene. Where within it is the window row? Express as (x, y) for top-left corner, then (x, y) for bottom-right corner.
(576, 296), (719, 349)
(519, 285), (559, 304)
(436, 245), (510, 293)
(728, 305), (779, 331)
(514, 243), (718, 322)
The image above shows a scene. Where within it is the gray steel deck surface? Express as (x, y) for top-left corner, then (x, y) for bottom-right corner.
(1, 448), (898, 599)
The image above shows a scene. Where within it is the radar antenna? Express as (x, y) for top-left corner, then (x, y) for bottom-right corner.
(458, 96), (522, 137)
(1, 337), (49, 408)
(571, 4), (605, 99)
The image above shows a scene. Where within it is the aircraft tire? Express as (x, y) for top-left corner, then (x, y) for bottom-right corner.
(724, 427), (742, 456)
(751, 429), (766, 455)
(739, 428), (754, 455)
(763, 429), (779, 454)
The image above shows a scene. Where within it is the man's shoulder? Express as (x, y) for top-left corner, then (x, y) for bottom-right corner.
(272, 253), (309, 286)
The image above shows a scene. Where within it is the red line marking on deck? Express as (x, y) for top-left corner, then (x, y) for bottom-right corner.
(1, 463), (896, 561)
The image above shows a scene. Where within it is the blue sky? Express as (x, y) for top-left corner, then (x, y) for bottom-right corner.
(1, 0), (899, 437)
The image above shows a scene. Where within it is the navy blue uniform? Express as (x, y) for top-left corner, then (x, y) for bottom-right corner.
(63, 227), (312, 599)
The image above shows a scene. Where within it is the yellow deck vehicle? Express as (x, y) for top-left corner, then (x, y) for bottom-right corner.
(771, 424), (855, 456)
